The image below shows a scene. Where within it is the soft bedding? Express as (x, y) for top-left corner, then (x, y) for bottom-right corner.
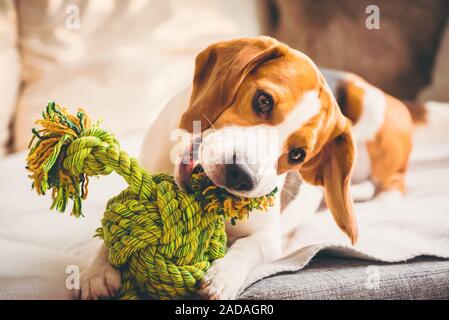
(240, 255), (449, 299)
(0, 103), (448, 300)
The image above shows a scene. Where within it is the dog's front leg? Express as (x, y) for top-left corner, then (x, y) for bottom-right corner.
(199, 231), (281, 300)
(73, 244), (121, 300)
(199, 206), (282, 300)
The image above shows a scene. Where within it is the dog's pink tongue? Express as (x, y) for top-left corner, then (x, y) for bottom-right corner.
(179, 151), (196, 191)
(179, 136), (202, 191)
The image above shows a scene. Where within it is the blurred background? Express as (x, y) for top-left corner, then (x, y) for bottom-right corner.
(1, 0), (448, 156)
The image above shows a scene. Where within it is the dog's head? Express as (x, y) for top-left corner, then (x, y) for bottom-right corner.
(176, 36), (357, 243)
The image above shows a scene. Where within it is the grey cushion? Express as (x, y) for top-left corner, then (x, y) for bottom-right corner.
(239, 254), (449, 300)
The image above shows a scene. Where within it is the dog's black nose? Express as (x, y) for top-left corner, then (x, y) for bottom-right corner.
(225, 164), (254, 192)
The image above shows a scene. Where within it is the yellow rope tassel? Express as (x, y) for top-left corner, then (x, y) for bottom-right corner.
(26, 102), (277, 299)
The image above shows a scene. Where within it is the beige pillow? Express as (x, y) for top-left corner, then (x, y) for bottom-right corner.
(419, 19), (449, 103)
(13, 0), (259, 151)
(0, 0), (20, 156)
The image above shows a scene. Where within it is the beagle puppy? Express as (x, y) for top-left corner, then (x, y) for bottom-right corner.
(76, 36), (415, 300)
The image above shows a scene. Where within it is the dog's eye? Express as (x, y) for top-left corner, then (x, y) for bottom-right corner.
(253, 91), (274, 114)
(288, 147), (306, 164)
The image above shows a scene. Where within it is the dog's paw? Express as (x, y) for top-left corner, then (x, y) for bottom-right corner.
(198, 257), (246, 300)
(73, 262), (121, 300)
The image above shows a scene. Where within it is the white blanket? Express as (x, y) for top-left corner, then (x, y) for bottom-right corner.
(1, 103), (448, 299)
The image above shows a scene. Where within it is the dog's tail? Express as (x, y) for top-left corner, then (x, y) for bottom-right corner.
(402, 100), (428, 125)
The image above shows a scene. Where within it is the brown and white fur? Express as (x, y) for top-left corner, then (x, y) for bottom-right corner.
(75, 36), (416, 300)
(322, 69), (414, 201)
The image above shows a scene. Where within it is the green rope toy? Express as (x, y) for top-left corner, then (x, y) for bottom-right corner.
(26, 102), (277, 300)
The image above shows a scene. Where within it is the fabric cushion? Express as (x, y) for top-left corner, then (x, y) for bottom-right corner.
(0, 0), (20, 156)
(260, 0), (449, 100)
(12, 0), (259, 151)
(418, 19), (449, 102)
(239, 254), (449, 299)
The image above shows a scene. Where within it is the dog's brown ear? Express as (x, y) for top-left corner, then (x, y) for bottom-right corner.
(299, 82), (358, 244)
(180, 36), (285, 132)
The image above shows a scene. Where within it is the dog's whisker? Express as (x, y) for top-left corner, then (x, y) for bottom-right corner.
(279, 181), (298, 197)
(281, 187), (297, 199)
(201, 113), (217, 132)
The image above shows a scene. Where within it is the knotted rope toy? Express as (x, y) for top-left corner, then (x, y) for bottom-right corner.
(26, 102), (277, 300)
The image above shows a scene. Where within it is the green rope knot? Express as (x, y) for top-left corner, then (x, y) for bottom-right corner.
(26, 101), (277, 299)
